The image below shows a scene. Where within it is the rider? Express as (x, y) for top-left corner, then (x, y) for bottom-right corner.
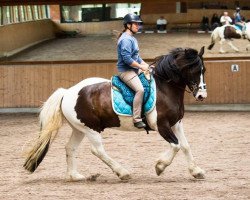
(234, 7), (246, 37)
(116, 13), (150, 129)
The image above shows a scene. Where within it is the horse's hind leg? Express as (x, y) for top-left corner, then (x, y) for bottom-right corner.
(65, 128), (85, 181)
(246, 43), (250, 51)
(85, 129), (131, 180)
(172, 121), (205, 179)
(227, 40), (239, 52)
(219, 39), (226, 53)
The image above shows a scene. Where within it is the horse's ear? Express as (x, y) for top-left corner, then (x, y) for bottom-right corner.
(199, 46), (205, 57)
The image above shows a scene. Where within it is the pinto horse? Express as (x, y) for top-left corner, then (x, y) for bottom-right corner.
(208, 23), (250, 53)
(23, 47), (207, 181)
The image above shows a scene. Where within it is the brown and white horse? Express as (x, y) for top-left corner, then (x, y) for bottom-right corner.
(24, 47), (207, 181)
(208, 22), (250, 53)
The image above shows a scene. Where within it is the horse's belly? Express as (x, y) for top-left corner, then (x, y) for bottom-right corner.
(114, 107), (158, 132)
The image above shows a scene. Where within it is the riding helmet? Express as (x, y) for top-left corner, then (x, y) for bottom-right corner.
(236, 7), (241, 12)
(123, 13), (142, 25)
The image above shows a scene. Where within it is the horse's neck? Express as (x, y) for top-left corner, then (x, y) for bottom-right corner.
(155, 77), (186, 105)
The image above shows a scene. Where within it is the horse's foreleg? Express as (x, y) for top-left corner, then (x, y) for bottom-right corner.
(246, 43), (250, 51)
(86, 129), (131, 180)
(155, 125), (180, 176)
(219, 39), (226, 53)
(227, 40), (239, 52)
(172, 121), (205, 179)
(65, 128), (85, 181)
(155, 143), (180, 176)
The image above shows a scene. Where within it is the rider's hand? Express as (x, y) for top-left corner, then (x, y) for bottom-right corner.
(139, 64), (149, 71)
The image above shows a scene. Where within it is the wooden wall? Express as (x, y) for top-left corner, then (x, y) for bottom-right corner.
(51, 8), (250, 33)
(56, 20), (123, 35)
(0, 19), (55, 58)
(0, 62), (117, 107)
(141, 1), (176, 14)
(141, 9), (250, 25)
(0, 59), (250, 108)
(185, 60), (250, 104)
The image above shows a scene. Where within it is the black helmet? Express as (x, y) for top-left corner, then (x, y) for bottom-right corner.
(123, 13), (142, 25)
(236, 7), (241, 12)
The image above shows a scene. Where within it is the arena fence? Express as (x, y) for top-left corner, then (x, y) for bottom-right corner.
(0, 58), (250, 110)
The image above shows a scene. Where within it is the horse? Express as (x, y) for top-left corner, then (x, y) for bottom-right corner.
(207, 22), (250, 53)
(23, 46), (207, 181)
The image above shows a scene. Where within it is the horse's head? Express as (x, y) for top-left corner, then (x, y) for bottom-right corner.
(175, 46), (207, 101)
(154, 47), (207, 101)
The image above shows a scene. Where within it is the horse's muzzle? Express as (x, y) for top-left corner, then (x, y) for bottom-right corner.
(195, 89), (207, 101)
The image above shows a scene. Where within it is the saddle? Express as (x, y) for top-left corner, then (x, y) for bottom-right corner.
(234, 24), (245, 31)
(111, 73), (156, 116)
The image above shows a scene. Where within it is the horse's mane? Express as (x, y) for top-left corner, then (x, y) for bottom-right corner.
(154, 48), (201, 83)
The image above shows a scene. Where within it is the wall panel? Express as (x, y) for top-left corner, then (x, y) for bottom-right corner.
(184, 60), (250, 104)
(0, 59), (249, 108)
(0, 19), (55, 58)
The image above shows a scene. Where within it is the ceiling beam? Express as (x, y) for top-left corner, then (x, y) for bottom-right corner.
(0, 0), (193, 6)
(0, 0), (248, 6)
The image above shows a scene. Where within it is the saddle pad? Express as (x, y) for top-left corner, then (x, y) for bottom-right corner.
(234, 24), (246, 31)
(234, 25), (241, 31)
(111, 73), (156, 116)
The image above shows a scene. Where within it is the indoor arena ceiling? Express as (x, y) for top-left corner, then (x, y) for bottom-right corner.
(0, 0), (245, 6)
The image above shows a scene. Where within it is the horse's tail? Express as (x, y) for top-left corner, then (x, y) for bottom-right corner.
(207, 28), (219, 50)
(23, 88), (66, 173)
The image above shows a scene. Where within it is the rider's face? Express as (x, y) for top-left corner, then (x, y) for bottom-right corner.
(128, 22), (139, 33)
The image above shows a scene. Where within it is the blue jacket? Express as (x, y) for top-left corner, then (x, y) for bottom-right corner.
(117, 32), (143, 73)
(235, 13), (242, 23)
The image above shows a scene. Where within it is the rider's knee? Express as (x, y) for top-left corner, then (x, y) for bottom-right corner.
(136, 87), (144, 94)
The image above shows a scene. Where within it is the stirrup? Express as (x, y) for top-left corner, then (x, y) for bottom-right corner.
(134, 121), (146, 129)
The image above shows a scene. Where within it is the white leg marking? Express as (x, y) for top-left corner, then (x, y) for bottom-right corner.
(155, 143), (180, 176)
(227, 41), (239, 52)
(219, 39), (226, 53)
(172, 121), (205, 179)
(65, 129), (85, 181)
(246, 44), (250, 51)
(85, 129), (131, 180)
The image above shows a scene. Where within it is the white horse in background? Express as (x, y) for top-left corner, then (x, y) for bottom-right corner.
(207, 22), (250, 53)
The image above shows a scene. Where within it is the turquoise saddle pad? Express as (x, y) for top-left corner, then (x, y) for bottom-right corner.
(111, 73), (156, 116)
(234, 24), (246, 31)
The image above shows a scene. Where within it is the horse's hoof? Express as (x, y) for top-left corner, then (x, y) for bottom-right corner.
(155, 161), (166, 176)
(119, 173), (131, 180)
(193, 172), (205, 179)
(116, 169), (131, 180)
(189, 167), (206, 179)
(66, 172), (85, 181)
(219, 51), (226, 54)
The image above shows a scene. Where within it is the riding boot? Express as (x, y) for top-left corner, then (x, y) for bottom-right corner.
(134, 121), (146, 128)
(242, 32), (246, 39)
(242, 26), (246, 39)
